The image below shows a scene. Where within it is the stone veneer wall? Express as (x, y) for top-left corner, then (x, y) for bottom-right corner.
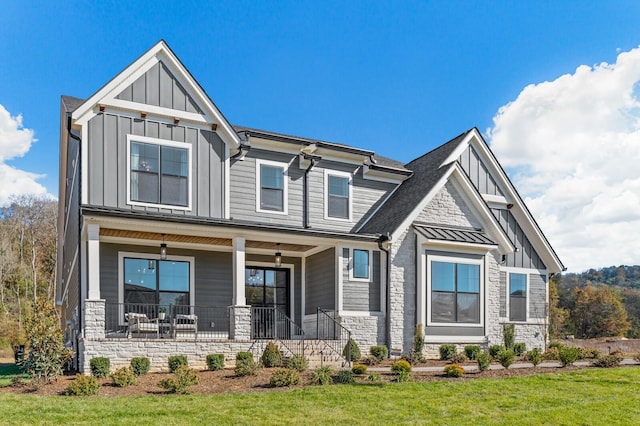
(338, 314), (385, 350)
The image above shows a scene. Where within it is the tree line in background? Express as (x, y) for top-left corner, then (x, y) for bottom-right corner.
(0, 195), (57, 351)
(550, 265), (640, 339)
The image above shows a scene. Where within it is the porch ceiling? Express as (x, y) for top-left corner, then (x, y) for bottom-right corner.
(99, 228), (316, 253)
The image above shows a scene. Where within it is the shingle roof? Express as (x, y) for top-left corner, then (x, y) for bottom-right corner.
(61, 95), (85, 113)
(358, 130), (472, 235)
(413, 223), (496, 246)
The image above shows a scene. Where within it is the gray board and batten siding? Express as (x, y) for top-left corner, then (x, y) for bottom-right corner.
(305, 248), (336, 314)
(229, 149), (397, 232)
(87, 113), (226, 218)
(492, 208), (546, 270)
(116, 62), (203, 114)
(499, 271), (547, 320)
(342, 248), (381, 312)
(458, 145), (504, 197)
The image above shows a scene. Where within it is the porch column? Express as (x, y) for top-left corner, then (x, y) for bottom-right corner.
(83, 299), (105, 340)
(232, 236), (246, 306)
(87, 224), (101, 300)
(230, 237), (251, 339)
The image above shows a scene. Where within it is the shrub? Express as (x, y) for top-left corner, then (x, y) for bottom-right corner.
(443, 364), (465, 378)
(206, 354), (225, 371)
(489, 345), (505, 360)
(527, 348), (542, 367)
(476, 351), (491, 372)
(558, 346), (580, 367)
(579, 347), (601, 359)
(352, 364), (367, 375)
(236, 351), (254, 362)
(502, 324), (515, 349)
(361, 356), (378, 366)
(413, 324), (426, 362)
(610, 349), (624, 362)
(286, 354), (308, 372)
(542, 347), (560, 360)
(110, 367), (136, 387)
(439, 344), (457, 361)
(19, 299), (74, 383)
(464, 345), (481, 361)
(634, 352), (640, 363)
(269, 369), (301, 387)
(336, 369), (355, 384)
(548, 342), (564, 350)
(261, 342), (283, 368)
(89, 357), (110, 378)
(343, 338), (361, 362)
(130, 357), (150, 376)
(311, 366), (333, 385)
(167, 355), (188, 373)
(498, 349), (515, 369)
(593, 355), (621, 368)
(366, 372), (382, 383)
(451, 352), (467, 364)
(65, 375), (100, 396)
(396, 371), (411, 382)
(235, 358), (259, 377)
(391, 359), (412, 374)
(159, 366), (199, 394)
(513, 343), (526, 356)
(370, 345), (389, 362)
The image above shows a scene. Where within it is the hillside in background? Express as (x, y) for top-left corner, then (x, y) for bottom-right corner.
(554, 265), (640, 338)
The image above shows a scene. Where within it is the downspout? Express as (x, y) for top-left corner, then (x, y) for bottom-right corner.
(377, 233), (392, 351)
(67, 115), (82, 371)
(302, 155), (318, 229)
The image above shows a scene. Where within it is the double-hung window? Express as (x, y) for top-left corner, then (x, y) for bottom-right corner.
(509, 273), (527, 321)
(325, 171), (351, 220)
(257, 160), (287, 213)
(128, 136), (191, 209)
(431, 261), (480, 323)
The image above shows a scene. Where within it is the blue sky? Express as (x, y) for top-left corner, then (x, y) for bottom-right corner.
(2, 1), (640, 271)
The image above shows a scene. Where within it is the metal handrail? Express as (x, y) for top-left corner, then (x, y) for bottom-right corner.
(316, 307), (352, 365)
(251, 306), (305, 358)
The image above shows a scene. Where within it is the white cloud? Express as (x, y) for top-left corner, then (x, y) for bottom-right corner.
(488, 46), (640, 272)
(0, 104), (48, 205)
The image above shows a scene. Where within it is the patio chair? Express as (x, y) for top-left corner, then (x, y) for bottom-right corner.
(126, 312), (160, 338)
(172, 313), (198, 339)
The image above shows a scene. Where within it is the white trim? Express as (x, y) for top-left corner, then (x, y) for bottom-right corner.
(232, 237), (246, 306)
(336, 245), (343, 312)
(501, 266), (542, 324)
(425, 252), (485, 328)
(126, 134), (193, 211)
(87, 224), (101, 300)
(224, 144), (230, 219)
(301, 256), (306, 321)
(117, 251), (196, 307)
(425, 335), (486, 343)
(349, 248), (372, 282)
(482, 193), (509, 207)
(339, 311), (385, 317)
(324, 169), (353, 222)
(104, 99), (207, 124)
(255, 158), (289, 215)
(81, 125), (88, 204)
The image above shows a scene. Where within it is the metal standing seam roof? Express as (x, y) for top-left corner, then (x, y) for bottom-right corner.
(413, 224), (497, 246)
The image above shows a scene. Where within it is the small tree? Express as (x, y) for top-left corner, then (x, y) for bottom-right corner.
(502, 324), (515, 350)
(18, 298), (73, 383)
(412, 324), (426, 362)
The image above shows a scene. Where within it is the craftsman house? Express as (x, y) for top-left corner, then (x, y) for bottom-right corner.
(56, 40), (564, 372)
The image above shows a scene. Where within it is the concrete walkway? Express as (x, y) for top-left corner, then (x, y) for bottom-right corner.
(368, 358), (639, 373)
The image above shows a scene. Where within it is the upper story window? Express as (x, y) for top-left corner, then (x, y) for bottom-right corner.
(324, 170), (352, 221)
(509, 272), (527, 322)
(127, 135), (191, 210)
(256, 159), (288, 214)
(430, 259), (481, 324)
(349, 248), (371, 281)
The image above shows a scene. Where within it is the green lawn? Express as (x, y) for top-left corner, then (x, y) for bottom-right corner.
(1, 368), (639, 425)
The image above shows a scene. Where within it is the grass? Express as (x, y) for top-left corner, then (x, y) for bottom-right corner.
(0, 363), (28, 387)
(0, 368), (640, 424)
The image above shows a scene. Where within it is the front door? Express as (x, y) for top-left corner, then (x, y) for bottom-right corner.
(245, 267), (290, 338)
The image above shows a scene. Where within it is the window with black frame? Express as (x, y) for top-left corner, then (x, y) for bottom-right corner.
(123, 258), (190, 309)
(130, 141), (189, 207)
(431, 261), (480, 323)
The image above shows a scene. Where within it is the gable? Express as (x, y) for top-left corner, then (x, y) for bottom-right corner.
(458, 145), (504, 197)
(116, 62), (204, 114)
(415, 181), (482, 230)
(492, 208), (546, 270)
